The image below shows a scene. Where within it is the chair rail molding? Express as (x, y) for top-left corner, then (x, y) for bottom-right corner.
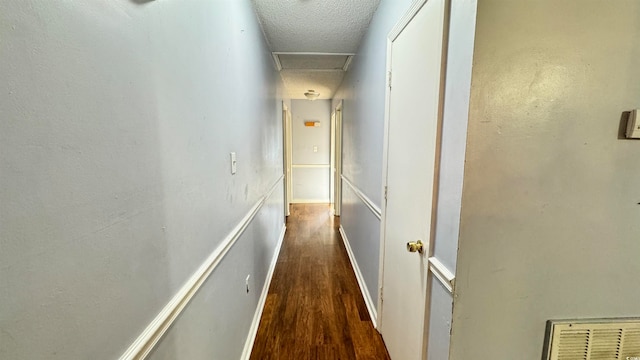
(341, 175), (382, 220)
(118, 175), (284, 360)
(428, 256), (455, 294)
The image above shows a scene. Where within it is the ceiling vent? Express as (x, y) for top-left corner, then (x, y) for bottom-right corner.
(544, 318), (640, 360)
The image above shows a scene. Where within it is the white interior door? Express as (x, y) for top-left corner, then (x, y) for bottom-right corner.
(379, 0), (446, 359)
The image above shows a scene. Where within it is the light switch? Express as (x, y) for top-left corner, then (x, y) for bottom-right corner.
(313, 146), (318, 153)
(230, 152), (237, 174)
(626, 109), (640, 139)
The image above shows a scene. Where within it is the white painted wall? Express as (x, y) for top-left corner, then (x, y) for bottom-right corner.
(450, 1), (640, 359)
(0, 1), (284, 359)
(332, 0), (414, 313)
(291, 99), (331, 202)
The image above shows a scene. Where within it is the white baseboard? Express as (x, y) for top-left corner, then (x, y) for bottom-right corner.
(339, 225), (378, 328)
(240, 224), (287, 360)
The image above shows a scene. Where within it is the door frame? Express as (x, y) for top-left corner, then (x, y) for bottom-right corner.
(283, 102), (293, 217)
(377, 0), (451, 355)
(330, 111), (336, 214)
(331, 101), (343, 216)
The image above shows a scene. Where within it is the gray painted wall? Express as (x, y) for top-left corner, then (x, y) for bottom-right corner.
(149, 186), (284, 360)
(291, 99), (331, 202)
(333, 0), (413, 205)
(332, 0), (414, 312)
(451, 1), (640, 359)
(0, 0), (284, 359)
(432, 0), (477, 273)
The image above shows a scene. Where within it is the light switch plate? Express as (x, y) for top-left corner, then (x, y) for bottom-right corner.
(626, 109), (640, 138)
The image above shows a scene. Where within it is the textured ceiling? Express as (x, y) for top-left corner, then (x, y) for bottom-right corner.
(280, 70), (345, 100)
(252, 0), (381, 53)
(252, 0), (381, 99)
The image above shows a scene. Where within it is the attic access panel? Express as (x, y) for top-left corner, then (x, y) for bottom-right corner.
(273, 53), (354, 71)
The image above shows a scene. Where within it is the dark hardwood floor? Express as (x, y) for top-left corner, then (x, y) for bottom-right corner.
(250, 204), (390, 360)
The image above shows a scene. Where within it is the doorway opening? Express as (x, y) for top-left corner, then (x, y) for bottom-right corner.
(285, 99), (336, 206)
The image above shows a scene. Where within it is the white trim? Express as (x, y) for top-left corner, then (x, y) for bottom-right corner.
(428, 257), (455, 294)
(118, 175), (284, 360)
(291, 199), (330, 204)
(377, 32), (394, 332)
(339, 225), (377, 329)
(330, 111), (337, 216)
(341, 175), (382, 220)
(343, 55), (354, 71)
(333, 103), (343, 216)
(271, 53), (282, 71)
(284, 105), (293, 216)
(240, 224), (287, 360)
(388, 0), (430, 41)
(291, 164), (331, 168)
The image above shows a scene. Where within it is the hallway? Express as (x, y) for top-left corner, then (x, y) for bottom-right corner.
(3, 1), (640, 359)
(250, 204), (390, 360)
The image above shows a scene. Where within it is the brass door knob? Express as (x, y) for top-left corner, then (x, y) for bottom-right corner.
(406, 240), (424, 254)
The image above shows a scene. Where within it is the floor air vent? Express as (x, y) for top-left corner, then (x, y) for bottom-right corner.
(544, 319), (640, 360)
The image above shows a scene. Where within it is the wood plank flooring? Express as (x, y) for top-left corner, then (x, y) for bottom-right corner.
(250, 204), (390, 360)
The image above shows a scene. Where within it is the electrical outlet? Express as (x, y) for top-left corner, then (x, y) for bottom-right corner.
(245, 274), (250, 293)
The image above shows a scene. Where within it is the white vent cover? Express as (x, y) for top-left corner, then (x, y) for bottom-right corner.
(544, 319), (640, 360)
